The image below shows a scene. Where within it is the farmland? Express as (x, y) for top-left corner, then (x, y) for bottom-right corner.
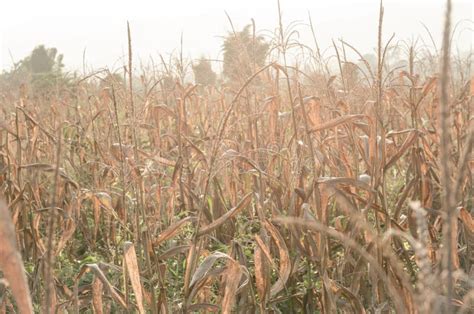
(0, 1), (472, 313)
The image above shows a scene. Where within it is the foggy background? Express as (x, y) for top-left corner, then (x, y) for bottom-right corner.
(0, 0), (472, 73)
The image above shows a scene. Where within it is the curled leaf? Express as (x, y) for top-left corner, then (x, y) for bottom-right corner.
(197, 193), (252, 237)
(154, 217), (196, 246)
(263, 220), (291, 298)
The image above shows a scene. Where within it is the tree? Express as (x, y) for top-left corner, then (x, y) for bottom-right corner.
(192, 58), (216, 86)
(29, 45), (64, 73)
(0, 45), (66, 94)
(13, 45), (64, 75)
(23, 45), (65, 92)
(222, 25), (269, 82)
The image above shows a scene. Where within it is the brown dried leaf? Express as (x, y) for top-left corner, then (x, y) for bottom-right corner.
(327, 75), (337, 87)
(56, 217), (76, 254)
(330, 279), (366, 314)
(171, 156), (183, 187)
(93, 197), (101, 243)
(459, 207), (474, 232)
(317, 176), (372, 192)
(222, 260), (242, 314)
(310, 114), (366, 133)
(0, 201), (33, 314)
(123, 242), (145, 314)
(255, 235), (278, 270)
(93, 192), (120, 222)
(254, 245), (269, 309)
(197, 192), (252, 237)
(92, 277), (104, 314)
(384, 131), (419, 171)
(154, 155), (176, 167)
(421, 76), (438, 97)
(184, 243), (197, 298)
(263, 220), (291, 298)
(322, 272), (337, 312)
(157, 245), (190, 261)
(190, 251), (231, 288)
(76, 264), (126, 309)
(154, 217), (195, 246)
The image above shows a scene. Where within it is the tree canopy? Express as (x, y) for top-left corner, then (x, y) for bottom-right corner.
(222, 25), (269, 82)
(0, 45), (67, 93)
(16, 45), (64, 75)
(192, 58), (216, 86)
(29, 46), (63, 73)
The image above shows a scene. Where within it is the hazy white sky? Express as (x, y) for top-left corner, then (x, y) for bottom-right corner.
(0, 0), (472, 72)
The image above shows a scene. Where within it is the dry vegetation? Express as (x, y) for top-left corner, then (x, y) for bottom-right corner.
(0, 1), (473, 313)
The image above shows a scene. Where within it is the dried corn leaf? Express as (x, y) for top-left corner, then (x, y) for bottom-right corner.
(154, 217), (195, 246)
(263, 220), (291, 298)
(384, 131), (419, 171)
(92, 277), (104, 314)
(254, 245), (269, 308)
(222, 260), (242, 313)
(330, 279), (366, 314)
(310, 114), (366, 133)
(0, 201), (33, 314)
(123, 242), (145, 314)
(76, 263), (126, 309)
(190, 251), (231, 288)
(157, 245), (190, 261)
(197, 193), (252, 237)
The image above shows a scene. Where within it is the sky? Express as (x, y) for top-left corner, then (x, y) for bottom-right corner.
(0, 0), (472, 73)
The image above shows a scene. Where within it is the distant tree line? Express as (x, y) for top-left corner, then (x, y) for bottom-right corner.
(192, 25), (269, 86)
(2, 25), (421, 94)
(0, 45), (68, 94)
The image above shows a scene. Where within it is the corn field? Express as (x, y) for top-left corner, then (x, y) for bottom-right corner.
(0, 1), (472, 313)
